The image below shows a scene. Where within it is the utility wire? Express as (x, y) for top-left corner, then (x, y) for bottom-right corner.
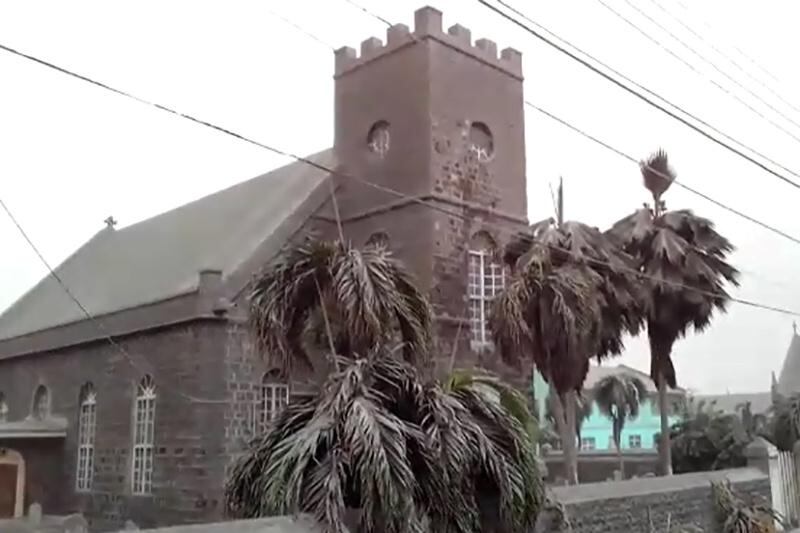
(326, 0), (800, 246)
(0, 196), (226, 404)
(525, 102), (800, 246)
(2, 42), (799, 318)
(610, 0), (800, 141)
(595, 0), (800, 146)
(644, 0), (800, 118)
(672, 0), (782, 86)
(478, 0), (800, 191)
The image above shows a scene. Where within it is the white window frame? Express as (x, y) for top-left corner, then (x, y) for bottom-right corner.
(468, 249), (504, 349)
(580, 437), (596, 451)
(628, 434), (642, 449)
(76, 387), (97, 492)
(131, 376), (156, 495)
(0, 393), (7, 423)
(254, 377), (289, 434)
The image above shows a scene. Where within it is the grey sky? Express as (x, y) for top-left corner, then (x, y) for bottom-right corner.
(1, 0), (798, 394)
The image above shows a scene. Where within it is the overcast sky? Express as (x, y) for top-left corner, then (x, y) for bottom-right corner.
(2, 0), (799, 394)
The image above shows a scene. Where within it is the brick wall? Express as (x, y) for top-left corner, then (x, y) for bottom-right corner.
(549, 467), (771, 532)
(0, 320), (231, 531)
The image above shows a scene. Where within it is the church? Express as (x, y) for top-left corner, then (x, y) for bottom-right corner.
(0, 7), (529, 530)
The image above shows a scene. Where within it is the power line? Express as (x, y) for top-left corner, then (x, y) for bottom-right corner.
(325, 0), (800, 246)
(2, 38), (800, 321)
(612, 0), (800, 141)
(267, 7), (335, 50)
(594, 0), (800, 146)
(644, 0), (800, 118)
(0, 196), (226, 404)
(672, 0), (783, 86)
(478, 0), (800, 191)
(524, 102), (800, 246)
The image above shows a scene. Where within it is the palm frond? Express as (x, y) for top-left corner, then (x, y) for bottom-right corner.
(226, 349), (544, 533)
(640, 148), (676, 200)
(248, 236), (433, 373)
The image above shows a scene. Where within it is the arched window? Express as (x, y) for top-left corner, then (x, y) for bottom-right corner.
(76, 383), (97, 492)
(467, 233), (505, 347)
(32, 385), (50, 420)
(255, 371), (289, 433)
(0, 392), (7, 422)
(131, 375), (156, 495)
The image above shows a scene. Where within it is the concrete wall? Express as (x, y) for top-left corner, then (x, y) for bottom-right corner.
(549, 467), (771, 532)
(115, 515), (324, 533)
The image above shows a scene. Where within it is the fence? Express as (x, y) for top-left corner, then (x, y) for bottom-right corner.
(775, 448), (800, 527)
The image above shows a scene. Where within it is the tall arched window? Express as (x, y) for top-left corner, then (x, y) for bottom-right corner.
(255, 370), (289, 433)
(131, 375), (156, 495)
(0, 392), (7, 422)
(32, 385), (50, 420)
(76, 383), (97, 491)
(467, 233), (505, 347)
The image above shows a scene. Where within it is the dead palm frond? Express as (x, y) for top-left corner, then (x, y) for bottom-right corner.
(225, 350), (544, 533)
(248, 237), (433, 374)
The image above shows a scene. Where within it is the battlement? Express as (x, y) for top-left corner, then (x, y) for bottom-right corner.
(334, 6), (523, 79)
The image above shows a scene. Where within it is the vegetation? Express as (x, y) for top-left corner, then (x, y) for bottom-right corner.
(492, 184), (645, 484)
(769, 392), (800, 452)
(229, 237), (544, 533)
(594, 374), (647, 477)
(609, 150), (740, 475)
(670, 398), (749, 474)
(248, 237), (432, 373)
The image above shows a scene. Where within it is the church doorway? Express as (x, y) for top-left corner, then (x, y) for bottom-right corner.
(0, 448), (25, 518)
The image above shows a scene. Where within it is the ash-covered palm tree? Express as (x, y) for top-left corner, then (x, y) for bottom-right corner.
(594, 374), (647, 478)
(492, 183), (645, 484)
(609, 150), (740, 475)
(225, 351), (544, 533)
(249, 236), (433, 373)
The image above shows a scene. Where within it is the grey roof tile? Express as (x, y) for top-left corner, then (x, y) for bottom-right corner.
(778, 330), (800, 396)
(0, 149), (335, 340)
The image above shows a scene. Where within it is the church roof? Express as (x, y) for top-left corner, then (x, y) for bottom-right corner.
(582, 364), (686, 395)
(777, 327), (800, 396)
(0, 149), (335, 341)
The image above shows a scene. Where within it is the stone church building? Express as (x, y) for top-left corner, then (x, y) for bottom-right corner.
(0, 6), (530, 531)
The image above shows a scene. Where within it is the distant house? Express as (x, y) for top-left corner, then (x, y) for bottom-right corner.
(0, 7), (530, 529)
(532, 364), (685, 452)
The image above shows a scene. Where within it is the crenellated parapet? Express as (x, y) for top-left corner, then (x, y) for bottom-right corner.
(334, 6), (522, 79)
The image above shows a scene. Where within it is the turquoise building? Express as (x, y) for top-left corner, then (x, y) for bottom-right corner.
(532, 364), (684, 451)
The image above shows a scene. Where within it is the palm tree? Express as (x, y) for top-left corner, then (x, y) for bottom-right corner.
(248, 236), (433, 373)
(770, 393), (800, 451)
(594, 374), (647, 478)
(492, 183), (645, 484)
(225, 351), (544, 533)
(609, 150), (740, 475)
(544, 391), (593, 447)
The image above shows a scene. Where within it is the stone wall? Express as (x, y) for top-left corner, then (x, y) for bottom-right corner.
(0, 320), (232, 531)
(549, 467), (771, 532)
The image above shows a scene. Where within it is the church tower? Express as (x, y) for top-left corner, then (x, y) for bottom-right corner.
(329, 6), (529, 372)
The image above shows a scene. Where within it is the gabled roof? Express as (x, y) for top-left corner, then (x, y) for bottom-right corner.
(583, 364), (686, 395)
(777, 328), (800, 396)
(0, 149), (335, 341)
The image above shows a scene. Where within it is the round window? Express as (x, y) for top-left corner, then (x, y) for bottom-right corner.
(367, 121), (390, 157)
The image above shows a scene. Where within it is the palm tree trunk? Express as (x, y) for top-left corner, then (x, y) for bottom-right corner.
(656, 371), (673, 476)
(550, 388), (579, 485)
(617, 440), (624, 480)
